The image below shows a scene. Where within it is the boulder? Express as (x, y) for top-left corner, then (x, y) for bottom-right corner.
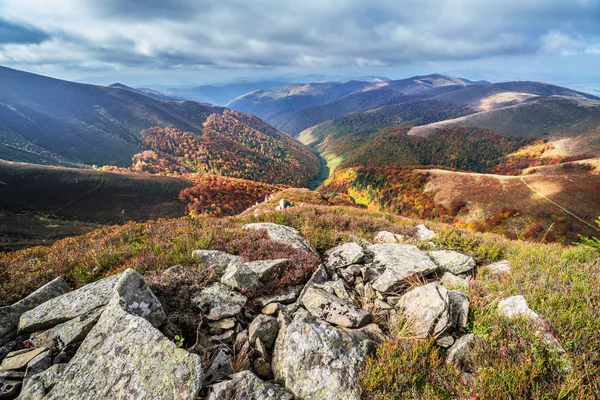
(0, 277), (69, 339)
(252, 357), (272, 380)
(44, 269), (203, 399)
(192, 283), (247, 320)
(436, 332), (455, 348)
(427, 250), (476, 275)
(221, 259), (289, 292)
(302, 287), (371, 328)
(0, 348), (49, 371)
(373, 231), (404, 244)
(367, 244), (438, 293)
(440, 272), (468, 289)
(448, 290), (470, 330)
(18, 274), (121, 333)
(204, 348), (233, 384)
(244, 223), (316, 254)
(0, 379), (22, 399)
(273, 314), (375, 400)
(256, 285), (302, 307)
(192, 250), (239, 273)
(248, 315), (279, 349)
(30, 308), (104, 352)
(446, 333), (475, 367)
(397, 283), (450, 337)
(487, 260), (512, 275)
(208, 371), (293, 400)
(23, 348), (52, 386)
(325, 243), (365, 271)
(315, 280), (352, 302)
(415, 224), (436, 241)
(16, 363), (66, 399)
(297, 264), (329, 300)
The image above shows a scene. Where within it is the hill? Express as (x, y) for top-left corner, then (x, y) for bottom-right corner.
(229, 74), (486, 135)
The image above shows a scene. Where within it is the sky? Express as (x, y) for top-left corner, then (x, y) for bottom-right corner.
(0, 0), (599, 92)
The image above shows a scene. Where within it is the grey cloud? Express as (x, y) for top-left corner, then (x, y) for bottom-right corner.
(0, 18), (49, 44)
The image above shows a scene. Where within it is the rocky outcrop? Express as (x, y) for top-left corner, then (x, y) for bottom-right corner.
(244, 223), (316, 254)
(0, 277), (69, 339)
(45, 269), (203, 399)
(18, 274), (121, 333)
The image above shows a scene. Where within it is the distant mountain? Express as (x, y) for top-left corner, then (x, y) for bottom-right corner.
(0, 66), (320, 187)
(228, 74), (489, 135)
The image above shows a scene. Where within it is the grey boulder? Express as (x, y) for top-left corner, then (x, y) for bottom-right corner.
(208, 370), (293, 400)
(192, 283), (247, 321)
(221, 259), (289, 292)
(373, 231), (404, 244)
(427, 250), (476, 275)
(326, 243), (365, 271)
(192, 250), (239, 273)
(249, 315), (280, 349)
(397, 283), (450, 337)
(244, 223), (316, 254)
(301, 287), (371, 328)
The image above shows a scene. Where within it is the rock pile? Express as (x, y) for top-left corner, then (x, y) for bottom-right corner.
(0, 222), (492, 399)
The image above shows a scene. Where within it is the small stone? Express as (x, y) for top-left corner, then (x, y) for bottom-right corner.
(254, 338), (269, 360)
(261, 303), (279, 316)
(253, 357), (272, 380)
(192, 250), (240, 273)
(205, 348), (233, 384)
(360, 267), (379, 283)
(448, 290), (470, 330)
(487, 260), (512, 275)
(415, 224), (436, 241)
(397, 283), (450, 337)
(249, 315), (279, 349)
(221, 259), (289, 292)
(326, 243), (365, 271)
(0, 347), (49, 371)
(374, 299), (393, 311)
(427, 250), (476, 275)
(192, 283), (247, 320)
(209, 318), (236, 330)
(24, 348), (52, 386)
(0, 379), (21, 399)
(446, 334), (474, 367)
(244, 223), (316, 254)
(436, 332), (455, 348)
(373, 231), (404, 244)
(298, 264), (329, 300)
(208, 370), (293, 400)
(440, 272), (468, 289)
(30, 307), (104, 351)
(18, 363), (66, 400)
(256, 286), (302, 307)
(211, 330), (235, 345)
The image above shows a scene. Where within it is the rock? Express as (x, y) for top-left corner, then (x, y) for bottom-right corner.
(208, 370), (293, 400)
(18, 274), (121, 334)
(446, 334), (474, 367)
(427, 250), (476, 275)
(24, 349), (52, 386)
(448, 290), (470, 330)
(192, 250), (239, 273)
(0, 277), (69, 339)
(44, 269), (203, 399)
(256, 286), (303, 307)
(273, 314), (375, 400)
(204, 348), (233, 384)
(298, 264), (329, 300)
(221, 259), (289, 292)
(210, 330), (235, 345)
(254, 338), (269, 360)
(436, 332), (455, 348)
(192, 283), (247, 321)
(279, 199), (292, 210)
(415, 224), (436, 241)
(30, 307), (104, 351)
(302, 287), (371, 328)
(498, 295), (565, 352)
(112, 269), (166, 328)
(0, 348), (49, 371)
(360, 266), (379, 283)
(208, 318), (236, 331)
(326, 243), (365, 271)
(314, 280), (352, 302)
(17, 363), (66, 400)
(397, 283), (450, 337)
(0, 379), (21, 399)
(440, 272), (468, 289)
(253, 357), (273, 380)
(244, 223), (316, 254)
(368, 244), (438, 293)
(359, 323), (386, 343)
(374, 299), (393, 311)
(249, 315), (279, 349)
(373, 231), (404, 244)
(487, 260), (512, 275)
(261, 303), (279, 315)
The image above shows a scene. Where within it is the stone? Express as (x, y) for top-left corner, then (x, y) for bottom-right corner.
(314, 280), (352, 302)
(440, 271), (468, 289)
(44, 270), (203, 399)
(254, 338), (269, 360)
(204, 348), (233, 384)
(360, 266), (379, 283)
(221, 259), (289, 292)
(397, 283), (450, 337)
(448, 290), (470, 330)
(301, 287), (371, 328)
(498, 295), (565, 352)
(487, 260), (512, 275)
(253, 357), (272, 380)
(0, 348), (48, 371)
(373, 231), (404, 244)
(261, 303), (279, 315)
(111, 269), (166, 328)
(18, 274), (121, 334)
(436, 332), (455, 348)
(208, 370), (293, 400)
(210, 330), (235, 345)
(208, 318), (236, 330)
(30, 307), (104, 351)
(298, 264), (329, 300)
(368, 244), (438, 293)
(244, 223), (316, 254)
(18, 363), (67, 400)
(256, 286), (303, 307)
(248, 315), (279, 349)
(192, 283), (247, 320)
(446, 334), (475, 366)
(0, 379), (21, 399)
(24, 348), (52, 385)
(415, 224), (436, 241)
(374, 299), (393, 311)
(427, 250), (476, 275)
(273, 314), (375, 400)
(192, 250), (240, 273)
(0, 277), (69, 339)
(326, 243), (365, 271)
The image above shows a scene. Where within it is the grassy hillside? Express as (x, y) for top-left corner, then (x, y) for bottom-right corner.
(0, 205), (598, 397)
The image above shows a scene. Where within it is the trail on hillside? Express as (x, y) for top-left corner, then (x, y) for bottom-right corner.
(520, 176), (599, 232)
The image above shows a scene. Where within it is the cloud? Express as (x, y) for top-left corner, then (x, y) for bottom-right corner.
(0, 0), (599, 80)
